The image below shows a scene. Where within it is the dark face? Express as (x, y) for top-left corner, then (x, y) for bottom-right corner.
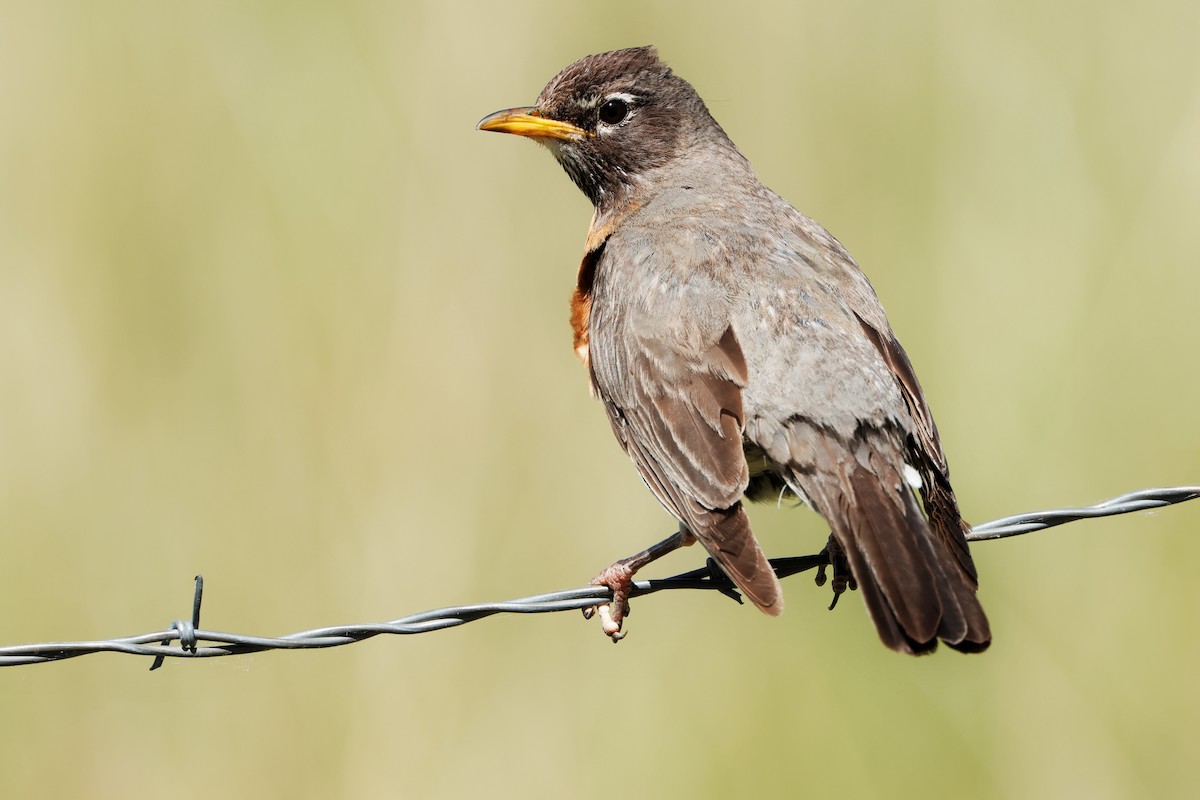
(478, 47), (711, 207)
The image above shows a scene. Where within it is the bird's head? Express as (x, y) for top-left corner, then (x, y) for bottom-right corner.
(477, 47), (724, 208)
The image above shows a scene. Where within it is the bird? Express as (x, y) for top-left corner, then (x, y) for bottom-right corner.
(476, 46), (990, 654)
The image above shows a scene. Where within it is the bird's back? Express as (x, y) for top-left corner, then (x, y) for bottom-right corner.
(599, 177), (915, 444)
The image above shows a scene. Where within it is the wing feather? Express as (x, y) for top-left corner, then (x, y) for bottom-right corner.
(593, 316), (782, 614)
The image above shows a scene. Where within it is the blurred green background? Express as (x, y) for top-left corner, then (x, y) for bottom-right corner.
(2, 1), (1198, 797)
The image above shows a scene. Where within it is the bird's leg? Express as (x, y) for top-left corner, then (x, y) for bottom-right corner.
(814, 533), (856, 610)
(584, 526), (696, 642)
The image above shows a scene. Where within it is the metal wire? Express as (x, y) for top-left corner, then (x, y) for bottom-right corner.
(1, 485), (1196, 669)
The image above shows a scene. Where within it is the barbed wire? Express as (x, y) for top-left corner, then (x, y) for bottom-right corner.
(1, 485), (1196, 669)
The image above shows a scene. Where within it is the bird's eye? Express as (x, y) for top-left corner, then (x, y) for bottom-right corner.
(598, 98), (630, 125)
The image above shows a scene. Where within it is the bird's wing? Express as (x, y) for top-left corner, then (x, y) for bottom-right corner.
(776, 210), (948, 467)
(795, 216), (977, 582)
(599, 324), (749, 512)
(586, 239), (782, 614)
(851, 312), (977, 580)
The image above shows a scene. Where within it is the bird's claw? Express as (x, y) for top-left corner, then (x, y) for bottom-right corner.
(584, 561), (635, 642)
(595, 605), (626, 641)
(815, 534), (856, 610)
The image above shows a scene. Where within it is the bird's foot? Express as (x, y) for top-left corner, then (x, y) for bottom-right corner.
(815, 534), (856, 610)
(582, 560), (637, 642)
(581, 528), (695, 642)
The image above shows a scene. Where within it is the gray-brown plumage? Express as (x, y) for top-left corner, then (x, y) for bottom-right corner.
(478, 46), (989, 654)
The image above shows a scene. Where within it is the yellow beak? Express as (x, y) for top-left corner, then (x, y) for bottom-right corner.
(476, 106), (590, 141)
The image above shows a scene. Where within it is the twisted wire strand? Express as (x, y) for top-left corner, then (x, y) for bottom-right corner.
(1, 485), (1196, 669)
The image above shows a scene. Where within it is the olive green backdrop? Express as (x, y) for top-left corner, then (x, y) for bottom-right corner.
(2, 1), (1198, 798)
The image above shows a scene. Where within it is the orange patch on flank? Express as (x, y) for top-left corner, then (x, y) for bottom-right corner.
(570, 287), (591, 366)
(570, 202), (641, 369)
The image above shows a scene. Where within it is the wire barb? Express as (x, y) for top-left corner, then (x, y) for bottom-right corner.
(0, 485), (1195, 669)
(149, 575), (204, 671)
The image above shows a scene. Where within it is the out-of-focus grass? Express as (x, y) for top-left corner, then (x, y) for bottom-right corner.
(1, 2), (1197, 798)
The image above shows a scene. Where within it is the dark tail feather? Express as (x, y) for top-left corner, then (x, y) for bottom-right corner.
(794, 434), (990, 655)
(913, 462), (990, 653)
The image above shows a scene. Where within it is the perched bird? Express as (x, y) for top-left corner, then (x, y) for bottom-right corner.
(477, 46), (990, 654)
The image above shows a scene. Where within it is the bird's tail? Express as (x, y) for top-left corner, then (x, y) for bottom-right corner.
(792, 429), (990, 654)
